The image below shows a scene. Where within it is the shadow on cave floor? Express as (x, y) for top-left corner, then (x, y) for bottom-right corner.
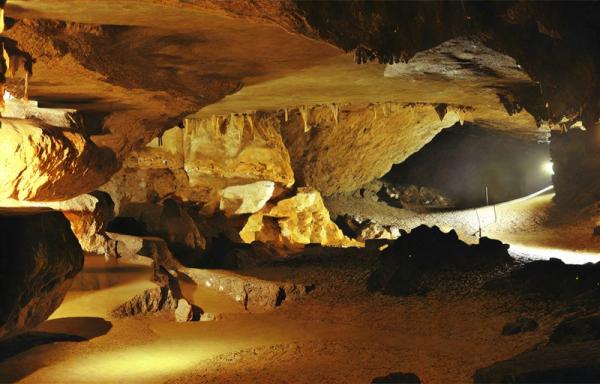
(0, 317), (112, 382)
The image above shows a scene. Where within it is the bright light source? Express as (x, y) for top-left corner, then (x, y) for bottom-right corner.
(542, 161), (554, 175)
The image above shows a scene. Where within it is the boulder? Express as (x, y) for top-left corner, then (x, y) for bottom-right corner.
(0, 211), (83, 340)
(219, 180), (275, 216)
(240, 187), (360, 248)
(0, 118), (118, 201)
(368, 225), (512, 296)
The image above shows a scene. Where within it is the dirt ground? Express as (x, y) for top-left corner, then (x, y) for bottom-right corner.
(0, 192), (595, 383)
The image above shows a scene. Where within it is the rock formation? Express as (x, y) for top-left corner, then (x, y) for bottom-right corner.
(0, 191), (116, 255)
(0, 118), (118, 201)
(0, 211), (83, 340)
(240, 187), (359, 248)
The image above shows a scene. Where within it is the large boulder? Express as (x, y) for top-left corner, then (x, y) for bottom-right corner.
(240, 187), (359, 248)
(0, 211), (83, 340)
(368, 225), (512, 295)
(0, 118), (118, 201)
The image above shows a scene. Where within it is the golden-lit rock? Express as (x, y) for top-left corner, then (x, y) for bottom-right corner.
(219, 180), (275, 216)
(0, 211), (83, 340)
(0, 118), (118, 201)
(240, 187), (359, 248)
(281, 103), (464, 195)
(102, 116), (294, 209)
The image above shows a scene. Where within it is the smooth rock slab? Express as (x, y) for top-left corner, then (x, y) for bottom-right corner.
(219, 180), (275, 216)
(0, 210), (83, 340)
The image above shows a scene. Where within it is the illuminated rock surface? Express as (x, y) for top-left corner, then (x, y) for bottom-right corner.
(0, 119), (118, 201)
(240, 187), (359, 248)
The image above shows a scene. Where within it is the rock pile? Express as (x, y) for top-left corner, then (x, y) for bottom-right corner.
(368, 225), (511, 295)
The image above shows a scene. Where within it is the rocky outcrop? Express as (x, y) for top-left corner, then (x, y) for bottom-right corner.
(0, 118), (118, 201)
(240, 187), (359, 248)
(294, 2), (600, 127)
(281, 103), (463, 196)
(0, 211), (83, 340)
(107, 232), (311, 312)
(181, 267), (310, 312)
(101, 116), (294, 212)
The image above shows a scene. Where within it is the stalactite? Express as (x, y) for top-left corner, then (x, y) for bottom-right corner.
(23, 71), (28, 101)
(299, 105), (309, 133)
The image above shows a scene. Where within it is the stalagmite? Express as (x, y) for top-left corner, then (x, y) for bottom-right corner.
(299, 105), (310, 132)
(245, 112), (255, 136)
(328, 103), (339, 126)
(284, 107), (289, 122)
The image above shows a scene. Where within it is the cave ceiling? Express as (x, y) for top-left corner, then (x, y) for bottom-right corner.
(3, 0), (546, 154)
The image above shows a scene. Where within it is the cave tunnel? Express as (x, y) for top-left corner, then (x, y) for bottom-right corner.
(1, 1), (600, 383)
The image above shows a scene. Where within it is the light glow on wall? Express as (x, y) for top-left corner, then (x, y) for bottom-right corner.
(542, 161), (554, 175)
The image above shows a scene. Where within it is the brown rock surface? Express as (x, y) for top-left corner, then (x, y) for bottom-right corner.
(0, 192), (116, 255)
(0, 210), (83, 340)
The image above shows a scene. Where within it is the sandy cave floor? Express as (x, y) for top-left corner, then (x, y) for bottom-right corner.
(1, 192), (599, 383)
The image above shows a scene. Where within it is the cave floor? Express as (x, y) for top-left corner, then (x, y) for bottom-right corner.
(0, 250), (565, 384)
(1, 192), (596, 383)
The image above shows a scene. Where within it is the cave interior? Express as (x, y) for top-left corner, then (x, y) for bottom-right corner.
(1, 1), (600, 383)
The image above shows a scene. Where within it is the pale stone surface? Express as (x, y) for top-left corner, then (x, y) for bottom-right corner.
(0, 118), (118, 201)
(175, 298), (194, 322)
(240, 187), (360, 248)
(0, 211), (83, 340)
(219, 181), (275, 216)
